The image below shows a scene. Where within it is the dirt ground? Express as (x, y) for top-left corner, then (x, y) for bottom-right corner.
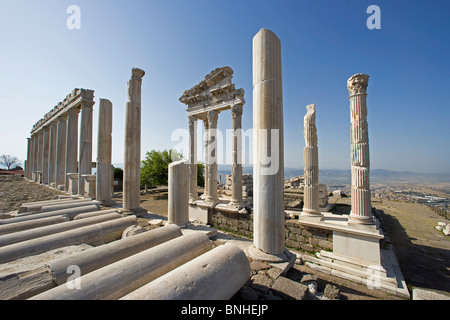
(1, 180), (449, 299)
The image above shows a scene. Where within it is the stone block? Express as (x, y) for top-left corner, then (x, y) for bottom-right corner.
(271, 276), (308, 300)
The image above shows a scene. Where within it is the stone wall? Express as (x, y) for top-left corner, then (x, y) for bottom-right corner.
(211, 210), (332, 253)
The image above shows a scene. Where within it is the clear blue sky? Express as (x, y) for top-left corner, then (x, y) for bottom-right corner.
(0, 0), (449, 173)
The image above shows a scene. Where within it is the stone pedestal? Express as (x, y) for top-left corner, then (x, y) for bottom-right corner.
(168, 160), (189, 227)
(251, 28), (289, 262)
(96, 99), (114, 205)
(122, 68), (146, 215)
(347, 74), (374, 226)
(67, 173), (78, 196)
(300, 104), (322, 220)
(82, 174), (96, 199)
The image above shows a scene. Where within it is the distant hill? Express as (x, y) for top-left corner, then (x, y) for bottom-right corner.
(112, 162), (450, 186)
(216, 165), (450, 186)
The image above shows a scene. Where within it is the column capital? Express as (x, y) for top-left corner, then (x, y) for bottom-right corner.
(66, 107), (81, 117)
(57, 113), (68, 122)
(347, 74), (369, 96)
(81, 100), (95, 109)
(188, 115), (197, 126)
(231, 104), (244, 119)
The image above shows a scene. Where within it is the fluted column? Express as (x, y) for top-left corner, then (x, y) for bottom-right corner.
(249, 28), (288, 262)
(96, 99), (113, 205)
(32, 133), (39, 181)
(204, 110), (219, 206)
(188, 115), (198, 202)
(65, 107), (80, 191)
(230, 104), (244, 207)
(347, 73), (373, 225)
(37, 130), (44, 182)
(202, 119), (209, 199)
(78, 101), (94, 196)
(42, 126), (50, 185)
(55, 114), (67, 189)
(48, 121), (58, 186)
(122, 68), (145, 214)
(300, 104), (322, 219)
(26, 138), (32, 179)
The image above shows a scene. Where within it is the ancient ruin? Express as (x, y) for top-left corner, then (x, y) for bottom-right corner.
(179, 66), (247, 221)
(2, 26), (415, 301)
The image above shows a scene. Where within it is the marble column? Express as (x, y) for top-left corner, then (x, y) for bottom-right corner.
(55, 114), (67, 190)
(26, 138), (32, 180)
(300, 104), (322, 219)
(48, 121), (58, 186)
(78, 101), (94, 196)
(32, 134), (39, 181)
(202, 119), (209, 199)
(347, 73), (373, 225)
(188, 115), (198, 202)
(204, 110), (219, 206)
(96, 99), (113, 205)
(250, 28), (288, 262)
(168, 160), (189, 227)
(37, 131), (44, 179)
(230, 104), (244, 207)
(42, 126), (50, 185)
(122, 68), (145, 214)
(65, 107), (80, 191)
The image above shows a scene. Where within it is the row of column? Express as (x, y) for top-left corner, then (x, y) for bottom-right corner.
(187, 103), (244, 208)
(26, 102), (94, 197)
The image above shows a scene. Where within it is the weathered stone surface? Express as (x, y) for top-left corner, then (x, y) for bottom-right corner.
(324, 284), (340, 300)
(251, 274), (272, 294)
(120, 243), (250, 300)
(271, 276), (308, 300)
(121, 225), (146, 238)
(0, 244), (92, 300)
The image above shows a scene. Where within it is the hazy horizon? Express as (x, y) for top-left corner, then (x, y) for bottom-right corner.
(1, 1), (449, 174)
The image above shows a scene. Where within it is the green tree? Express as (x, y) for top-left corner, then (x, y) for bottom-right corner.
(140, 149), (182, 187)
(197, 162), (205, 188)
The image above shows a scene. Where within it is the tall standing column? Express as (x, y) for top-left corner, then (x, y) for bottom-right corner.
(55, 115), (67, 190)
(230, 104), (244, 207)
(188, 115), (198, 202)
(48, 121), (57, 186)
(122, 68), (146, 214)
(205, 110), (219, 206)
(37, 131), (44, 182)
(249, 28), (288, 262)
(65, 107), (80, 191)
(202, 119), (209, 199)
(42, 126), (50, 185)
(300, 104), (322, 219)
(347, 73), (373, 225)
(26, 138), (32, 180)
(96, 99), (113, 205)
(78, 101), (94, 196)
(32, 133), (39, 181)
